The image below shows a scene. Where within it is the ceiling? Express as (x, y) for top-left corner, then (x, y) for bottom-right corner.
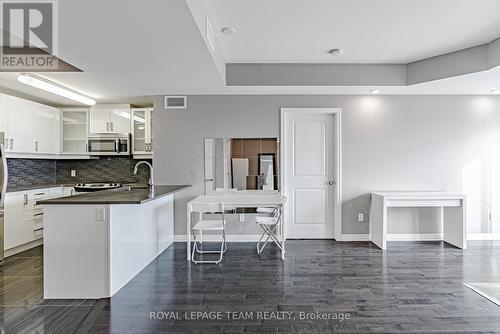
(206, 0), (500, 63)
(0, 0), (499, 107)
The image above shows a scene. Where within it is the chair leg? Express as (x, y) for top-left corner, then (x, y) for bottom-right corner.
(256, 224), (283, 255)
(191, 229), (227, 264)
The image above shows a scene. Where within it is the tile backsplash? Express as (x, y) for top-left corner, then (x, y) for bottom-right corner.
(7, 159), (57, 188)
(7, 157), (151, 188)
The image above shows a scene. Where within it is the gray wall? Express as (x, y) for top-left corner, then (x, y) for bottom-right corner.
(153, 95), (500, 236)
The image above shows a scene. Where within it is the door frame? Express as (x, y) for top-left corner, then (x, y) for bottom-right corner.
(280, 108), (342, 240)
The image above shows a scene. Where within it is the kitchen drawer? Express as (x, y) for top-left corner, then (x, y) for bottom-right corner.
(33, 226), (43, 239)
(24, 190), (49, 211)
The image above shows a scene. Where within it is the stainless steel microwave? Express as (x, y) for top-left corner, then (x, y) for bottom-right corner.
(87, 134), (130, 156)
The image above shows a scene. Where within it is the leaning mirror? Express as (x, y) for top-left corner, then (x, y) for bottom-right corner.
(204, 138), (280, 193)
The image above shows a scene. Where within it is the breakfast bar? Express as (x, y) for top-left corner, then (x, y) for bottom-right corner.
(38, 185), (190, 299)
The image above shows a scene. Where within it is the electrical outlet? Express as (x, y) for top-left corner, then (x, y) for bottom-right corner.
(357, 213), (364, 222)
(239, 214), (245, 222)
(70, 170), (76, 177)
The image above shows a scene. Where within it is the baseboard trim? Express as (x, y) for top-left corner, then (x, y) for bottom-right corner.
(340, 234), (371, 241)
(5, 238), (43, 257)
(467, 233), (500, 240)
(386, 233), (443, 241)
(174, 235), (262, 242)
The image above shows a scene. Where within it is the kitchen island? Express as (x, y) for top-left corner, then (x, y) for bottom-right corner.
(38, 185), (190, 299)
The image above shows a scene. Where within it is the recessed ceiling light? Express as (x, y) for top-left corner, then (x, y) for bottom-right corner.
(490, 89), (500, 94)
(328, 48), (344, 56)
(370, 89), (381, 94)
(221, 27), (236, 35)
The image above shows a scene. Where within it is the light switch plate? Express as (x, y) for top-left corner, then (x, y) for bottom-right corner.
(357, 213), (364, 222)
(97, 208), (106, 221)
(71, 170), (76, 177)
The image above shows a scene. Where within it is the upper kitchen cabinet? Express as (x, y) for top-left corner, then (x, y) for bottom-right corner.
(32, 103), (60, 154)
(89, 105), (131, 134)
(131, 108), (153, 157)
(61, 108), (89, 155)
(0, 93), (60, 156)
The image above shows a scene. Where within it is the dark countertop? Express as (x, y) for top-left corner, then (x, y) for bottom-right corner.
(7, 183), (76, 193)
(37, 185), (191, 205)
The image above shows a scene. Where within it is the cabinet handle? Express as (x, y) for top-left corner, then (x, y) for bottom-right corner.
(34, 192), (45, 196)
(106, 122), (109, 132)
(144, 143), (147, 152)
(34, 140), (38, 152)
(34, 212), (44, 217)
(110, 122), (114, 132)
(34, 227), (44, 232)
(85, 143), (88, 152)
(23, 194), (28, 205)
(71, 189), (74, 196)
(9, 138), (13, 150)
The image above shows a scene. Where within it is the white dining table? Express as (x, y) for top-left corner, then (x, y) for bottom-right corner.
(186, 192), (287, 261)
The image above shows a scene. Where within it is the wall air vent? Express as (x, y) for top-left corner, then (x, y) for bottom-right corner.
(206, 16), (215, 53)
(164, 96), (187, 109)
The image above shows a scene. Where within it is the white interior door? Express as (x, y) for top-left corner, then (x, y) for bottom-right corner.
(284, 112), (334, 238)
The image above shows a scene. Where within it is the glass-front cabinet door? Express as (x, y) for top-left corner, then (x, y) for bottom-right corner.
(61, 108), (89, 154)
(132, 109), (147, 154)
(131, 108), (153, 156)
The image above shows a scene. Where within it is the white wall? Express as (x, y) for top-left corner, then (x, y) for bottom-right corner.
(153, 95), (500, 236)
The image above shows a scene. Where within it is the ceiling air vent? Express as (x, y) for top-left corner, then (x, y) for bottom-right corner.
(164, 96), (187, 109)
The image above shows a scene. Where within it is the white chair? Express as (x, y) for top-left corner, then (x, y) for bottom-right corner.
(189, 202), (227, 264)
(256, 207), (283, 255)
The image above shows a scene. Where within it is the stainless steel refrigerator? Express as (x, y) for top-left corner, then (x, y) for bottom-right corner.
(0, 132), (7, 264)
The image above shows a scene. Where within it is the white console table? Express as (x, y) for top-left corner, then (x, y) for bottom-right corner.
(370, 192), (467, 250)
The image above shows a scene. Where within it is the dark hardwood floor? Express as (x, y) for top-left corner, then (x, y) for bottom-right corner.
(1, 240), (500, 333)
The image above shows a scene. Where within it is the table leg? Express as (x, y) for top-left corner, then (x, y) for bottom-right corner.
(443, 203), (467, 249)
(187, 204), (191, 261)
(280, 205), (285, 260)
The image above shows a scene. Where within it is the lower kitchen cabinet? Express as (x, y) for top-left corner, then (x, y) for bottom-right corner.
(4, 186), (73, 253)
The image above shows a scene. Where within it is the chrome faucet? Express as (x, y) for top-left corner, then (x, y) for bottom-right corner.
(134, 161), (154, 189)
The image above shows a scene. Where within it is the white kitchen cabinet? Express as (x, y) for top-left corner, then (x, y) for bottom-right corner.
(89, 105), (131, 134)
(0, 93), (9, 133)
(0, 93), (60, 155)
(62, 186), (75, 197)
(4, 191), (32, 250)
(61, 108), (89, 154)
(4, 186), (71, 252)
(131, 108), (153, 157)
(32, 103), (60, 154)
(109, 109), (131, 133)
(5, 95), (33, 153)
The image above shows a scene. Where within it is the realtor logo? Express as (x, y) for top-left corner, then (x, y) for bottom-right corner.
(0, 0), (58, 70)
